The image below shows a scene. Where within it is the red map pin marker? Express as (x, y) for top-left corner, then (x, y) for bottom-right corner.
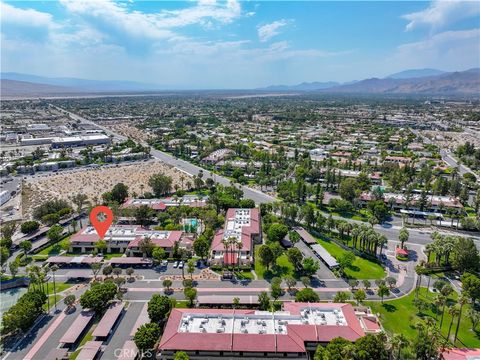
(89, 206), (114, 239)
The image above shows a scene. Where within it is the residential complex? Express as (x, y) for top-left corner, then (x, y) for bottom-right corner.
(122, 195), (208, 212)
(210, 208), (261, 266)
(158, 302), (382, 359)
(69, 225), (185, 256)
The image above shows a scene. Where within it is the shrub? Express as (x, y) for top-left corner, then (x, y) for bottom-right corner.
(20, 221), (40, 234)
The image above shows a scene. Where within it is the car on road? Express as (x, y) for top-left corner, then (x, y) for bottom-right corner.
(173, 261), (179, 268)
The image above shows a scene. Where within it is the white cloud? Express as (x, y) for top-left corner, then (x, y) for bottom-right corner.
(402, 1), (480, 31)
(0, 1), (350, 88)
(257, 19), (291, 42)
(60, 0), (241, 40)
(391, 28), (480, 70)
(1, 1), (54, 28)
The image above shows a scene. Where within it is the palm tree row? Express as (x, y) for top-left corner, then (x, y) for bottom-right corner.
(26, 264), (59, 312)
(348, 223), (388, 257)
(425, 232), (457, 266)
(221, 236), (244, 270)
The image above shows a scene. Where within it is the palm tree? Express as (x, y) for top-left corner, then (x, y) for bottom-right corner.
(434, 294), (445, 322)
(442, 236), (456, 265)
(50, 265), (59, 310)
(336, 221), (347, 240)
(221, 238), (230, 268)
(425, 243), (434, 263)
(414, 265), (425, 300)
(399, 227), (409, 249)
(390, 333), (408, 360)
(447, 306), (460, 341)
(344, 222), (353, 241)
(454, 296), (468, 343)
(351, 225), (360, 249)
(236, 241), (243, 271)
(377, 234), (388, 257)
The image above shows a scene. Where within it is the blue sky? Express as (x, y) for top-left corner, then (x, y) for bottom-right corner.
(1, 1), (479, 88)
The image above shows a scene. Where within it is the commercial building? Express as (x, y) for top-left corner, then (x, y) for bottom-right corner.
(358, 192), (463, 213)
(122, 195), (208, 212)
(20, 137), (53, 146)
(51, 134), (110, 148)
(158, 302), (382, 359)
(209, 208), (261, 266)
(69, 225), (184, 256)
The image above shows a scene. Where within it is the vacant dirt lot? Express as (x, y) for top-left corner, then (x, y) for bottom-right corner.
(98, 121), (154, 143)
(22, 160), (190, 219)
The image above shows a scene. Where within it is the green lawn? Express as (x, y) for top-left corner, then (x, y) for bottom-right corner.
(366, 287), (479, 348)
(233, 271), (255, 280)
(37, 237), (71, 256)
(102, 252), (125, 260)
(255, 246), (296, 280)
(46, 281), (75, 295)
(175, 301), (189, 308)
(315, 236), (385, 280)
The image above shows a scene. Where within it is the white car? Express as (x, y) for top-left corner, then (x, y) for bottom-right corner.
(178, 261), (184, 269)
(173, 261), (179, 268)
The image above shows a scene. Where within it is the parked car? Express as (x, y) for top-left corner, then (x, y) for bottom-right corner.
(173, 261), (179, 268)
(161, 260), (168, 267)
(178, 261), (184, 269)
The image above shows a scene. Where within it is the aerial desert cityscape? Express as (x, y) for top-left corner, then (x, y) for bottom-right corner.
(0, 1), (479, 360)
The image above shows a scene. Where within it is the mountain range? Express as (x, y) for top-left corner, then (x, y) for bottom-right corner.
(1, 68), (479, 97)
(1, 72), (160, 92)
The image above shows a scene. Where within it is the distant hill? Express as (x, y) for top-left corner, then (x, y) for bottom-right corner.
(386, 68), (446, 79)
(324, 68), (480, 95)
(2, 68), (478, 97)
(259, 81), (340, 91)
(0, 72), (160, 92)
(1, 79), (79, 97)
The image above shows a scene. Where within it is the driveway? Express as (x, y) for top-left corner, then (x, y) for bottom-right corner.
(294, 240), (338, 280)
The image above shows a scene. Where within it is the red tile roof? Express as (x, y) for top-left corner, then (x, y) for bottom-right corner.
(127, 231), (182, 249)
(76, 340), (102, 360)
(92, 302), (123, 338)
(210, 208), (260, 253)
(158, 303), (365, 355)
(60, 310), (95, 344)
(442, 348), (480, 360)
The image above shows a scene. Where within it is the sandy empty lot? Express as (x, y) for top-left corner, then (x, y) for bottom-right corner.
(98, 121), (154, 143)
(22, 160), (191, 219)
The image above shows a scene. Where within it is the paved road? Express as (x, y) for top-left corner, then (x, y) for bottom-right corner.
(100, 302), (144, 360)
(411, 128), (476, 178)
(319, 209), (480, 248)
(440, 149), (475, 178)
(52, 104), (275, 204)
